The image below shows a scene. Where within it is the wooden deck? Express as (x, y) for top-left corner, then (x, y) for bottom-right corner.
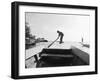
(25, 41), (89, 68)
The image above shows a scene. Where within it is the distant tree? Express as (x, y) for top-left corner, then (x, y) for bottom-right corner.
(25, 22), (36, 40)
(25, 22), (48, 49)
(25, 22), (36, 49)
(25, 22), (31, 38)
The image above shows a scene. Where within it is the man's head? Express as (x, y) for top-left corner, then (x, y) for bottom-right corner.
(57, 30), (60, 33)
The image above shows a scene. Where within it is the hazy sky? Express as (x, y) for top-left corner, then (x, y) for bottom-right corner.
(25, 12), (90, 43)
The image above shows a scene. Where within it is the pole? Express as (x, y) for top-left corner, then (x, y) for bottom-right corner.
(47, 36), (59, 48)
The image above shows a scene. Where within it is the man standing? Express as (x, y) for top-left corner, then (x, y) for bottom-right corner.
(82, 37), (83, 43)
(57, 30), (64, 44)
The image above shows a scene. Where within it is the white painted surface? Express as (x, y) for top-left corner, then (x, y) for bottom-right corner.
(26, 45), (45, 59)
(50, 42), (72, 49)
(72, 46), (89, 64)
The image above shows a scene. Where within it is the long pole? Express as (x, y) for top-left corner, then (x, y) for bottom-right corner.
(47, 36), (59, 48)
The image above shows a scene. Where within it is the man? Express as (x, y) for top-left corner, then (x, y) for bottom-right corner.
(81, 37), (83, 43)
(57, 30), (64, 44)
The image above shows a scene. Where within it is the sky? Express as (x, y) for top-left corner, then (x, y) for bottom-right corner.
(25, 12), (90, 43)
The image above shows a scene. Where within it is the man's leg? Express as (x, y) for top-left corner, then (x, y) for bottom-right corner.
(60, 35), (63, 44)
